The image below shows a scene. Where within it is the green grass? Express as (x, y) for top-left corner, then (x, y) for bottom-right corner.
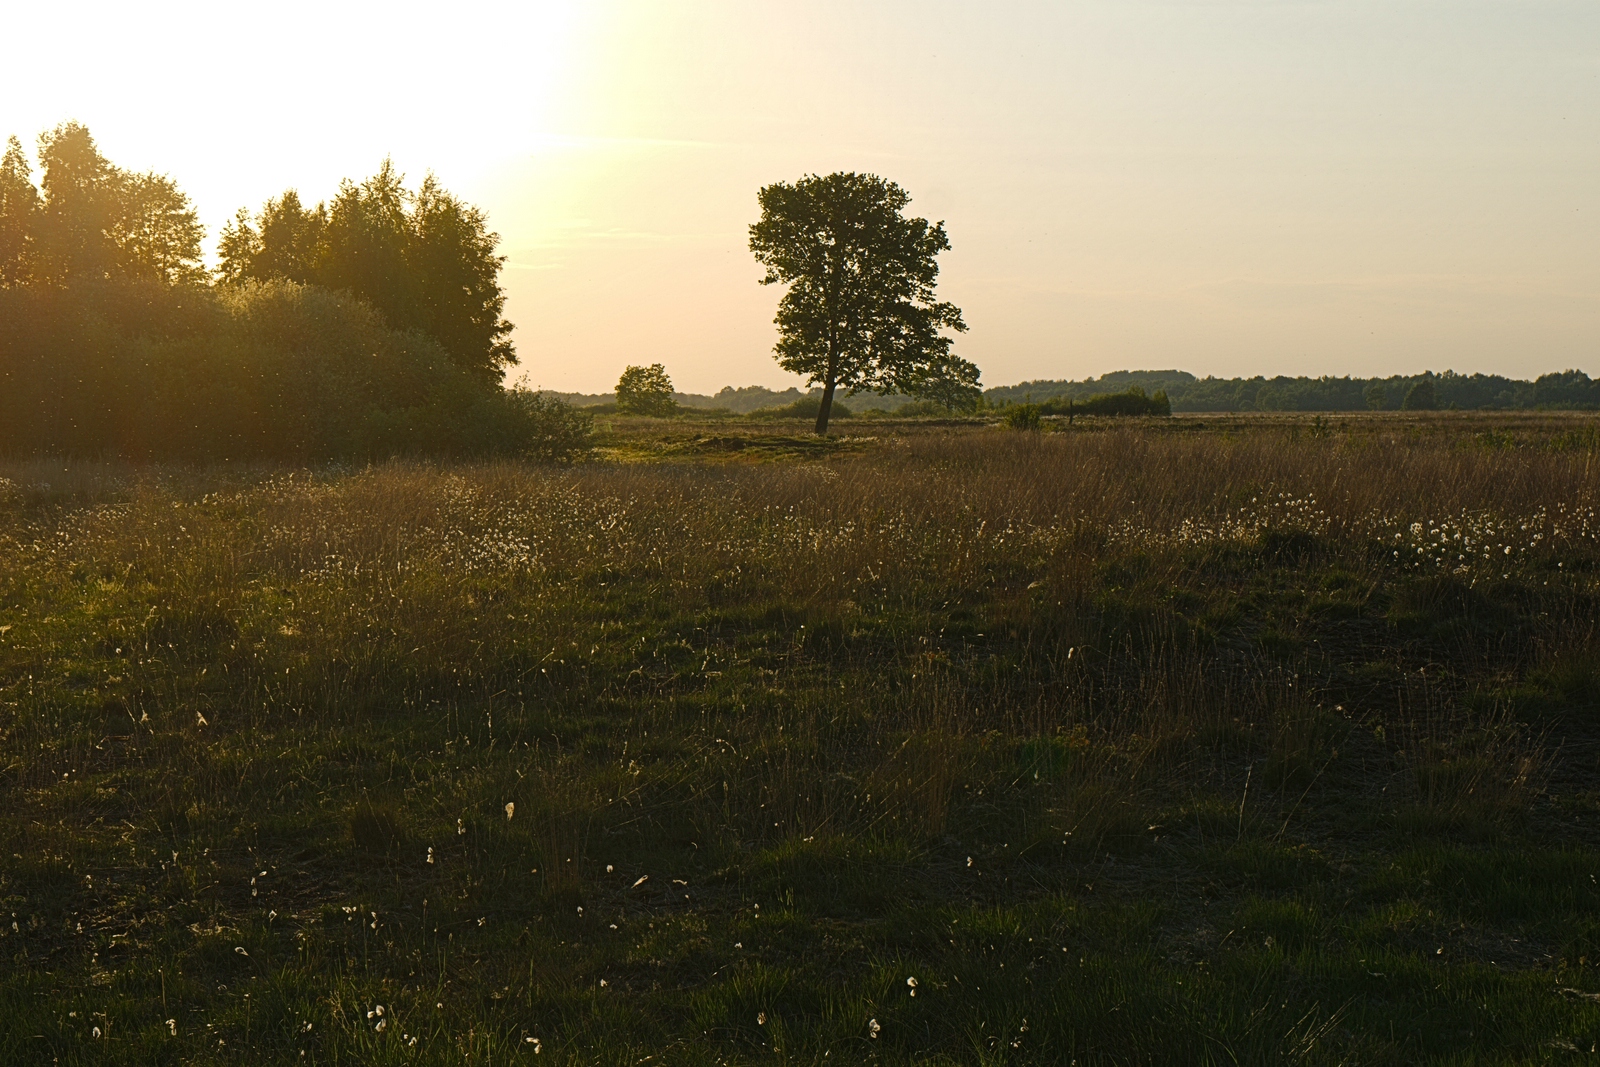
(5, 416), (1600, 1063)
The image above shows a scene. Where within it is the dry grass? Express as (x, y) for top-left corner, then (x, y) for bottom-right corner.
(3, 416), (1600, 1063)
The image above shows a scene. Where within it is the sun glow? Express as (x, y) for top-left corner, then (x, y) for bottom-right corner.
(5, 2), (587, 198)
(5, 1), (1597, 392)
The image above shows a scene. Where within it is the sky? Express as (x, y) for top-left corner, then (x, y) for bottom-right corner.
(5, 1), (1598, 393)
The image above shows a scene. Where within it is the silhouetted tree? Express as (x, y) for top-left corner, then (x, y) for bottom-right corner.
(217, 191), (324, 287)
(20, 122), (205, 285)
(616, 363), (677, 416)
(749, 172), (975, 434)
(110, 170), (206, 284)
(32, 122), (120, 283)
(220, 162), (515, 383)
(0, 136), (39, 286)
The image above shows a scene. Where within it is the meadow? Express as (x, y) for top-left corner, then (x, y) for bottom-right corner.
(5, 412), (1600, 1064)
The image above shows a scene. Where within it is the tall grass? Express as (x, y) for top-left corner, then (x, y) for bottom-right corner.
(2, 420), (1599, 1063)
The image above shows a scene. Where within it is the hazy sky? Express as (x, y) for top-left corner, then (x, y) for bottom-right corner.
(6, 1), (1598, 392)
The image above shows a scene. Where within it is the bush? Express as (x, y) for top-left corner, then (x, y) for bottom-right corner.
(1003, 403), (1042, 430)
(891, 398), (971, 417)
(747, 395), (852, 420)
(1038, 386), (1171, 417)
(355, 386), (593, 462)
(0, 278), (590, 461)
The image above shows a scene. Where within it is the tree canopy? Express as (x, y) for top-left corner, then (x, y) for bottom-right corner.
(0, 123), (204, 287)
(1402, 379), (1438, 411)
(615, 363), (677, 416)
(749, 172), (977, 433)
(218, 161), (515, 384)
(0, 124), (586, 463)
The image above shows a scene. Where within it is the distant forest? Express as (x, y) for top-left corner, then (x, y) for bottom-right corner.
(984, 369), (1600, 412)
(559, 369), (1600, 415)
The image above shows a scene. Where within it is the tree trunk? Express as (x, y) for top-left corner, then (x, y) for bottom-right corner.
(814, 378), (837, 435)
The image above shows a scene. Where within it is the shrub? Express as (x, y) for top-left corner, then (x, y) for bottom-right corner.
(1038, 386), (1171, 417)
(1003, 403), (1042, 430)
(891, 398), (970, 417)
(747, 395), (852, 420)
(354, 386), (593, 462)
(0, 278), (589, 461)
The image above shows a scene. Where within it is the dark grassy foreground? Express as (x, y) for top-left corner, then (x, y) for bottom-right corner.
(6, 414), (1600, 1064)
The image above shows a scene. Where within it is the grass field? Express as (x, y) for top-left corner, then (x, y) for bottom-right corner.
(6, 412), (1600, 1064)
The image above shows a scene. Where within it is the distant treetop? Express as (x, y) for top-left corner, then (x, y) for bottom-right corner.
(981, 369), (1600, 412)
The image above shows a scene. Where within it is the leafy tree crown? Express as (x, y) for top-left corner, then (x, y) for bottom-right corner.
(748, 172), (977, 411)
(0, 123), (204, 287)
(218, 161), (515, 384)
(615, 363), (677, 416)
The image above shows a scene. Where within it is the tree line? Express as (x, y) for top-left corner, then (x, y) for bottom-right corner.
(985, 369), (1600, 412)
(0, 123), (586, 461)
(3, 131), (977, 447)
(11, 123), (1567, 455)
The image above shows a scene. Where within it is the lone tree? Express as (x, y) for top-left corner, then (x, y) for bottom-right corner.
(615, 363), (677, 416)
(749, 172), (977, 434)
